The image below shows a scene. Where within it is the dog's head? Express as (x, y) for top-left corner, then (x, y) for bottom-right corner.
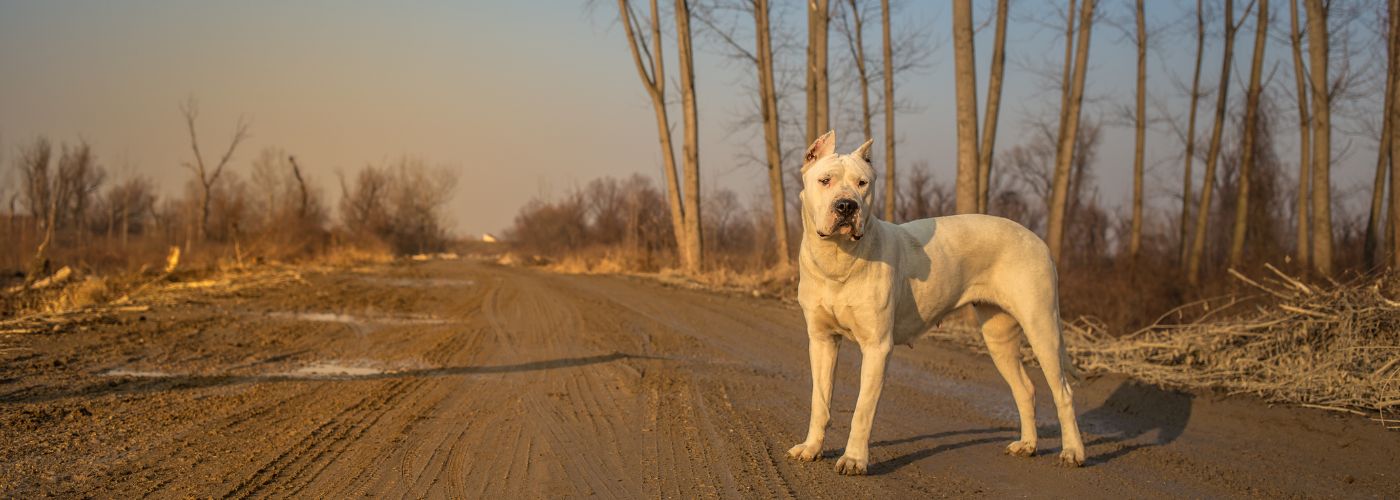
(799, 130), (875, 242)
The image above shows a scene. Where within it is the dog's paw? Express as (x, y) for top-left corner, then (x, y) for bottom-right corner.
(787, 442), (823, 462)
(834, 454), (868, 475)
(1057, 447), (1085, 467)
(1005, 440), (1037, 457)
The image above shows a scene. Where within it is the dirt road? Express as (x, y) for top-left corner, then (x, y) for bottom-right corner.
(1, 259), (1397, 498)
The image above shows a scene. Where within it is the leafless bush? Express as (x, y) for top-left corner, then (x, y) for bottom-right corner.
(894, 160), (953, 222)
(247, 148), (329, 258)
(17, 138), (105, 236)
(338, 157), (458, 255)
(92, 175), (157, 245)
(506, 174), (692, 271)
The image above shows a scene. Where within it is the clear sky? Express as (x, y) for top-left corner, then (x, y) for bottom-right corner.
(0, 1), (1384, 237)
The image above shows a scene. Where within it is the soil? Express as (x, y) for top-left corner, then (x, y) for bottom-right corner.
(2, 259), (1397, 498)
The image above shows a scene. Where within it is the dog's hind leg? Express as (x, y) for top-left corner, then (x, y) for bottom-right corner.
(1018, 309), (1086, 467)
(975, 304), (1038, 458)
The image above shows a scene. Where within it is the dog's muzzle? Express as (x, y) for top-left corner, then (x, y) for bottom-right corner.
(817, 198), (864, 240)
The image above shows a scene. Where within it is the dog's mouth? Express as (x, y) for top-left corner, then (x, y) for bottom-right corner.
(817, 217), (864, 241)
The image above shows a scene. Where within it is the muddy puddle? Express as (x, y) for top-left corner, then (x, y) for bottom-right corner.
(262, 311), (451, 327)
(101, 360), (400, 380)
(101, 368), (174, 378)
(358, 276), (475, 288)
(290, 361), (384, 377)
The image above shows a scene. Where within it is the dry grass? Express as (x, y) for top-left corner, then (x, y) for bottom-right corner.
(1, 242), (397, 321)
(527, 250), (798, 301)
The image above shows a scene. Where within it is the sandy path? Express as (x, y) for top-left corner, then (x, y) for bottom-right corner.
(1, 260), (1397, 498)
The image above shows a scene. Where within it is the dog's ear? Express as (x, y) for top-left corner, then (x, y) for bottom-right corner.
(802, 130), (836, 173)
(852, 139), (874, 164)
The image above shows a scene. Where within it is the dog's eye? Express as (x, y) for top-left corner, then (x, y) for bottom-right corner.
(858, 179), (868, 187)
(819, 178), (830, 186)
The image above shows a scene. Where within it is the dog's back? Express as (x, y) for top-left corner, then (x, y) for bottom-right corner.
(894, 214), (1057, 293)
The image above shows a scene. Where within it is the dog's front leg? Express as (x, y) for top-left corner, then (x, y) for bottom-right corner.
(788, 332), (839, 461)
(835, 334), (892, 475)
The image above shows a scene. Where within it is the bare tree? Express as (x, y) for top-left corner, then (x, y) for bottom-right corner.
(99, 175), (156, 248)
(1305, 0), (1333, 276)
(288, 155), (311, 221)
(617, 0), (693, 271)
(1229, 0), (1269, 268)
(1180, 0), (1207, 264)
(807, 0), (831, 144)
(179, 98), (249, 241)
(338, 158), (456, 254)
(977, 0), (1010, 214)
(1289, 0), (1313, 269)
(756, 0), (790, 269)
(18, 137), (54, 231)
(689, 0), (790, 269)
(1368, 2), (1397, 269)
(1130, 0), (1147, 259)
(880, 0), (896, 220)
(1046, 0), (1097, 266)
(339, 164), (392, 237)
(1058, 0), (1078, 140)
(675, 0), (705, 272)
(1187, 0), (1240, 285)
(838, 0), (875, 149)
(896, 160), (953, 221)
(1390, 0), (1400, 266)
(952, 0), (979, 215)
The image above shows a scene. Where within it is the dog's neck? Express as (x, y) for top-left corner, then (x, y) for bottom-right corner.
(799, 223), (873, 284)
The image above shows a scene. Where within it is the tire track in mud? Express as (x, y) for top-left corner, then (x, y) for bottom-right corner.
(226, 274), (496, 498)
(447, 268), (643, 498)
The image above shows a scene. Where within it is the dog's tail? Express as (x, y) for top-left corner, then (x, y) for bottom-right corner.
(1060, 343), (1083, 383)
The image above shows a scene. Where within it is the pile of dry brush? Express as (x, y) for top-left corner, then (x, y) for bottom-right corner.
(1068, 265), (1399, 425)
(926, 265), (1399, 426)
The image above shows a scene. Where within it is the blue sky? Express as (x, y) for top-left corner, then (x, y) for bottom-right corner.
(0, 1), (1385, 237)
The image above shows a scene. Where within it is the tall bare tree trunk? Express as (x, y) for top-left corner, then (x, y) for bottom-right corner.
(844, 0), (873, 148)
(1389, 0), (1400, 267)
(1229, 0), (1269, 268)
(880, 0), (896, 221)
(1057, 0), (1077, 140)
(1369, 4), (1397, 270)
(1180, 0), (1206, 264)
(952, 0), (979, 215)
(754, 0), (790, 269)
(1046, 0), (1096, 266)
(618, 0), (689, 270)
(807, 0), (830, 143)
(1130, 0), (1147, 259)
(977, 0), (1009, 214)
(1187, 0), (1238, 285)
(1289, 0), (1312, 269)
(806, 5), (819, 144)
(675, 0), (704, 273)
(1305, 0), (1333, 277)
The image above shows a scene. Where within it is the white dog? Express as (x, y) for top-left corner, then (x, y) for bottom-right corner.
(786, 131), (1085, 475)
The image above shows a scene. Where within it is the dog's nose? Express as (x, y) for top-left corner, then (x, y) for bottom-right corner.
(834, 199), (858, 217)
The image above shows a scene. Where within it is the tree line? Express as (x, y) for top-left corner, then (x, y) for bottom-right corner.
(518, 0), (1398, 287)
(1, 97), (460, 278)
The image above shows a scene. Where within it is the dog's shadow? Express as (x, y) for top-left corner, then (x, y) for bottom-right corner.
(864, 380), (1193, 475)
(1077, 379), (1193, 465)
